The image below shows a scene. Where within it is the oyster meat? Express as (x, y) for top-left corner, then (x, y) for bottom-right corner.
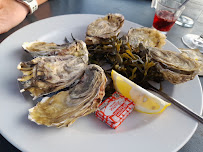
(127, 27), (166, 49)
(85, 13), (124, 45)
(28, 64), (107, 127)
(147, 47), (200, 84)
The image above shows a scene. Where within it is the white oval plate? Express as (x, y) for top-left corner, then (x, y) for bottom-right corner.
(0, 14), (202, 152)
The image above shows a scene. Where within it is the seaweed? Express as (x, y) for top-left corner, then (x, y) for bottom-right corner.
(87, 35), (163, 93)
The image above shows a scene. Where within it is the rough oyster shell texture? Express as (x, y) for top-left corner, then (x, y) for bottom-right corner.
(85, 13), (124, 45)
(179, 48), (203, 76)
(28, 64), (107, 127)
(18, 40), (89, 99)
(18, 55), (87, 99)
(128, 27), (166, 49)
(147, 47), (200, 84)
(18, 40), (107, 127)
(22, 40), (89, 63)
(22, 41), (70, 58)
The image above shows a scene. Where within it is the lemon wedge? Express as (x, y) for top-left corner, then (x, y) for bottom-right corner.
(111, 70), (171, 114)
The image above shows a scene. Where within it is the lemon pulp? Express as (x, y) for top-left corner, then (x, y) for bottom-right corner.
(111, 70), (171, 114)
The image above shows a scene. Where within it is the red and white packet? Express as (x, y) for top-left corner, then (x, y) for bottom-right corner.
(95, 92), (134, 129)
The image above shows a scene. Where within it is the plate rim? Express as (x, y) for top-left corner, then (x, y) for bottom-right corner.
(0, 13), (202, 152)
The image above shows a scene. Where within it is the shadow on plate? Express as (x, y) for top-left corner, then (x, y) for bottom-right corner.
(19, 111), (58, 131)
(68, 110), (160, 134)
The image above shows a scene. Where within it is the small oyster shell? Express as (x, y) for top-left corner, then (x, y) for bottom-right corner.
(22, 40), (88, 62)
(22, 41), (70, 57)
(128, 27), (166, 49)
(147, 47), (200, 84)
(28, 64), (107, 127)
(180, 48), (203, 75)
(85, 13), (124, 45)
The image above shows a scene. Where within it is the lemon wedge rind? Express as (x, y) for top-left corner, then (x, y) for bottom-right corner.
(135, 103), (171, 114)
(111, 70), (171, 114)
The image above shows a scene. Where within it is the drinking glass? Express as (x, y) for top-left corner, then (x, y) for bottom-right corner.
(175, 15), (194, 28)
(174, 0), (194, 28)
(152, 0), (185, 35)
(182, 34), (203, 53)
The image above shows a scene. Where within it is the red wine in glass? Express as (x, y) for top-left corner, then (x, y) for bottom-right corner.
(153, 10), (176, 32)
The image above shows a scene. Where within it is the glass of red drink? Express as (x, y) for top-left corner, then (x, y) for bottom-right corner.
(152, 0), (185, 34)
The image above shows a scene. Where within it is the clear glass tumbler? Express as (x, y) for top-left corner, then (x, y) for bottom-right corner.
(182, 34), (203, 53)
(152, 0), (185, 34)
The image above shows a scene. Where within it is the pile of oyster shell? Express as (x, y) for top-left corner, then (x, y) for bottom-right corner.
(17, 13), (203, 128)
(85, 14), (202, 84)
(18, 40), (107, 127)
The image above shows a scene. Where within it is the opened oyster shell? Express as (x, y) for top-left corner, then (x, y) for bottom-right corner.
(23, 40), (88, 62)
(128, 27), (166, 49)
(85, 13), (124, 45)
(28, 64), (107, 127)
(147, 47), (200, 84)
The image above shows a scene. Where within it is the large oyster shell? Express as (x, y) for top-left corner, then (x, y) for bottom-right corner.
(147, 47), (200, 84)
(28, 64), (107, 127)
(18, 41), (89, 99)
(18, 55), (87, 99)
(85, 13), (124, 45)
(128, 27), (166, 49)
